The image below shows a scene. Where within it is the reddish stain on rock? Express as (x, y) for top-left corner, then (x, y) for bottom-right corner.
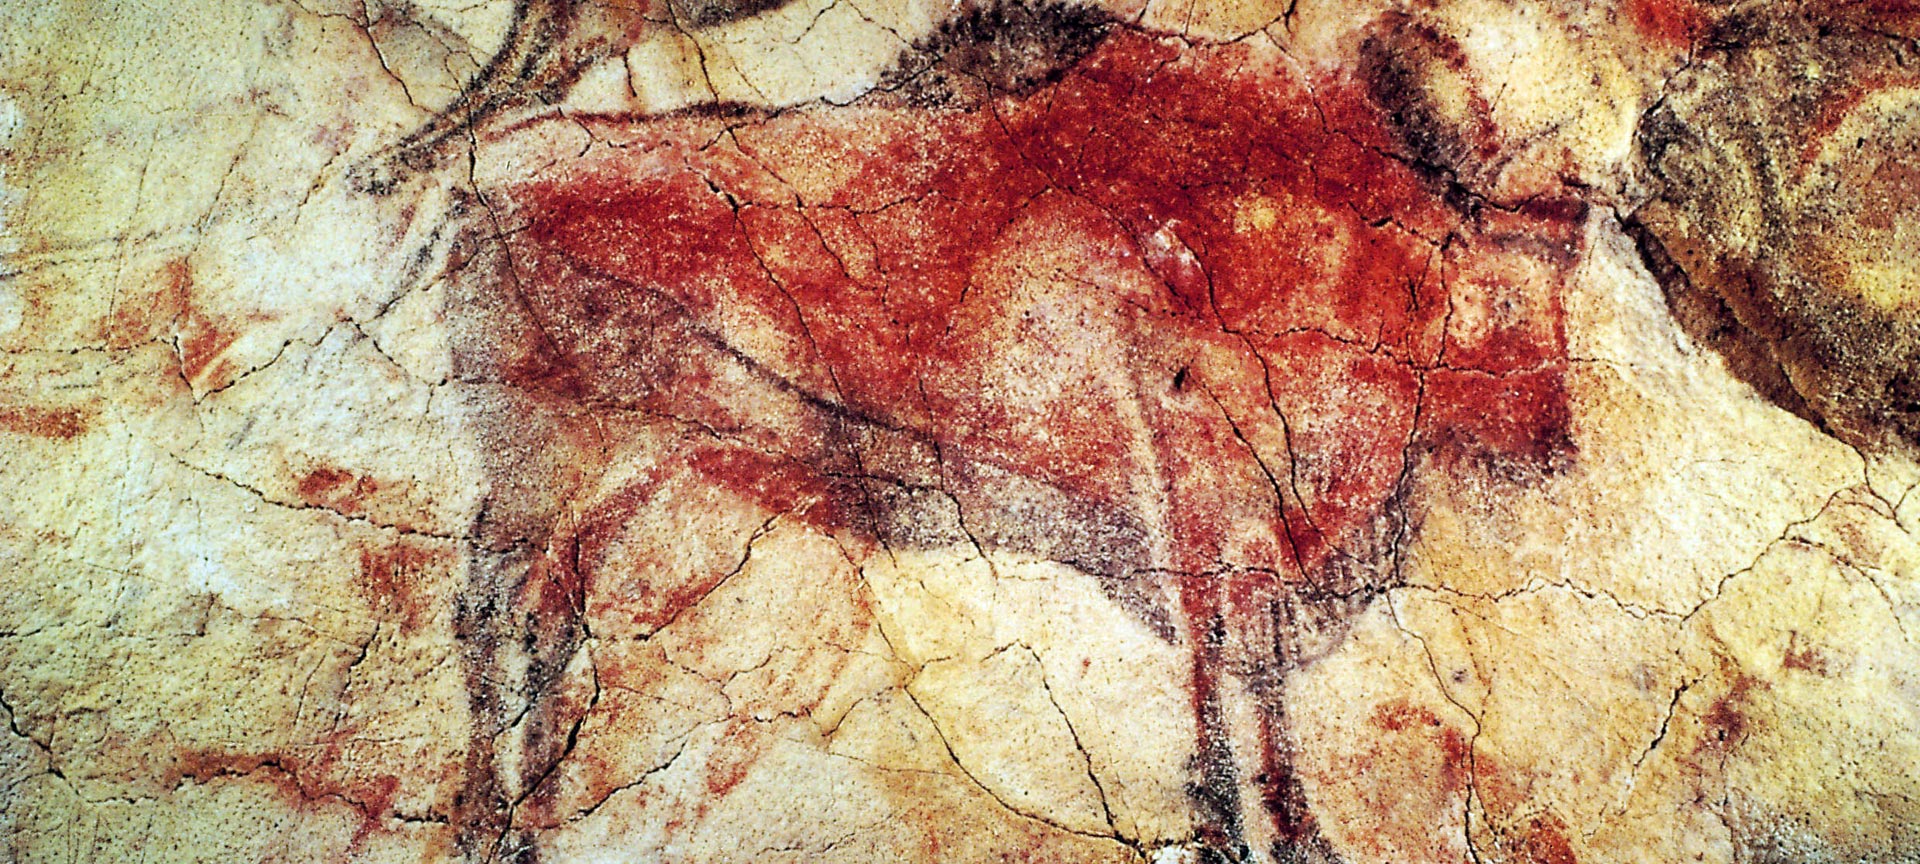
(1700, 673), (1760, 752)
(1781, 630), (1837, 676)
(1793, 75), (1920, 188)
(1515, 813), (1579, 864)
(496, 30), (1579, 579)
(1371, 701), (1448, 734)
(1625, 0), (1709, 49)
(299, 464), (437, 535)
(1319, 698), (1482, 860)
(169, 732), (408, 854)
(300, 465), (383, 512)
(177, 316), (241, 388)
(0, 404), (88, 439)
(113, 256), (257, 390)
(160, 258), (247, 388)
(685, 446), (856, 535)
(460, 21), (1588, 859)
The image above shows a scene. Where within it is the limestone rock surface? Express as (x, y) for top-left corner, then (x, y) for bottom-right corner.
(3, 1), (1919, 862)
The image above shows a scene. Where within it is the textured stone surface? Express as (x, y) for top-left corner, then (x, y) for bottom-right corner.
(3, 1), (1919, 862)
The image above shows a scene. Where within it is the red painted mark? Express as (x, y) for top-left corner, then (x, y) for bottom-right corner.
(160, 258), (247, 388)
(357, 540), (445, 634)
(300, 465), (383, 513)
(1625, 0), (1709, 49)
(110, 257), (256, 390)
(1852, 0), (1920, 18)
(1371, 701), (1448, 734)
(1793, 74), (1920, 190)
(0, 404), (87, 439)
(482, 25), (1583, 852)
(297, 463), (443, 536)
(1516, 814), (1580, 864)
(502, 30), (1577, 576)
(1781, 631), (1836, 676)
(171, 730), (406, 855)
(1365, 700), (1475, 795)
(1699, 673), (1759, 752)
(685, 446), (855, 535)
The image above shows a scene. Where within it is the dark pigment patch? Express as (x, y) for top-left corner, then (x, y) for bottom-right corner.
(879, 0), (1115, 108)
(1629, 4), (1920, 456)
(668, 0), (798, 27)
(356, 0), (655, 191)
(433, 12), (1585, 863)
(1360, 15), (1499, 204)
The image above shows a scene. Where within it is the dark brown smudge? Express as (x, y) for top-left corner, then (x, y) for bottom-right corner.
(1360, 14), (1499, 210)
(877, 0), (1115, 109)
(668, 0), (798, 28)
(1628, 3), (1920, 455)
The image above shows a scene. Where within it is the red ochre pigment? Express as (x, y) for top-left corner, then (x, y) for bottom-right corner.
(480, 25), (1583, 855)
(1625, 0), (1710, 49)
(504, 30), (1577, 579)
